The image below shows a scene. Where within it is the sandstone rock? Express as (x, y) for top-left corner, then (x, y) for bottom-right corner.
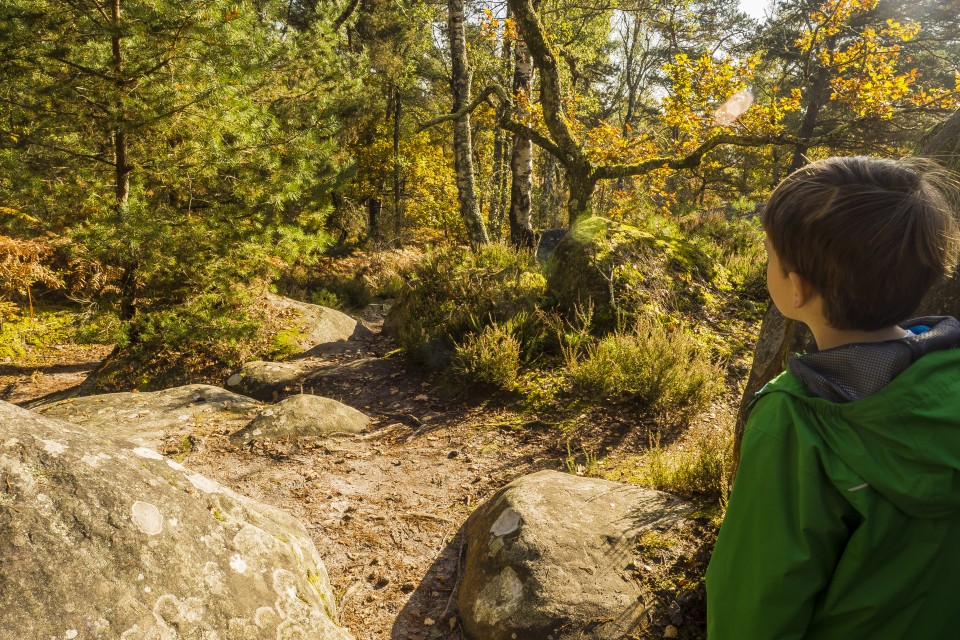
(225, 360), (312, 401)
(458, 470), (691, 640)
(265, 293), (372, 356)
(0, 400), (354, 639)
(33, 384), (261, 450)
(230, 394), (370, 446)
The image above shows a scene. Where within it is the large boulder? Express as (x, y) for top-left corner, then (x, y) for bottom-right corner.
(33, 384), (261, 450)
(0, 400), (354, 639)
(225, 360), (312, 401)
(458, 470), (691, 640)
(265, 293), (372, 356)
(230, 394), (370, 446)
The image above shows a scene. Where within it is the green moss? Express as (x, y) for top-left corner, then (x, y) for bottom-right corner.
(269, 328), (304, 360)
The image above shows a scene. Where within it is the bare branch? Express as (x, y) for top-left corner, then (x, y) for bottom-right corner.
(333, 0), (360, 31)
(416, 85), (510, 132)
(498, 119), (563, 158)
(592, 129), (850, 181)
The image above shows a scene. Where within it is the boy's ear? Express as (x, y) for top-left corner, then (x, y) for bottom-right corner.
(787, 271), (817, 308)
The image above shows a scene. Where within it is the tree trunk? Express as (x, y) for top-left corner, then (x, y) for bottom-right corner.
(447, 0), (489, 249)
(112, 0), (137, 322)
(538, 154), (557, 226)
(508, 35), (535, 250)
(367, 197), (382, 240)
(790, 59), (832, 172)
(112, 0), (129, 213)
(488, 34), (513, 236)
(567, 166), (596, 225)
(392, 84), (403, 244)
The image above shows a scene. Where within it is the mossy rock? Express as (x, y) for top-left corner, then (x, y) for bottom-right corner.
(547, 216), (717, 331)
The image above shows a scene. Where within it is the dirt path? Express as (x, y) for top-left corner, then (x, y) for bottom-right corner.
(178, 327), (559, 639)
(0, 343), (113, 405)
(2, 320), (560, 640)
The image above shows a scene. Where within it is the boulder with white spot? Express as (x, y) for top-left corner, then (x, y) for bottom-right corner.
(33, 384), (261, 450)
(458, 470), (692, 640)
(230, 394), (370, 446)
(0, 400), (354, 639)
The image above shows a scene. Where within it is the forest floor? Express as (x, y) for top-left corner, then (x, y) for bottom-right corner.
(4, 310), (733, 640)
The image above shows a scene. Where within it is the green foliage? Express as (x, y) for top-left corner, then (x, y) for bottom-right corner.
(387, 244), (547, 368)
(452, 322), (521, 391)
(0, 306), (107, 362)
(567, 317), (724, 423)
(72, 309), (121, 345)
(0, 0), (348, 329)
(269, 328), (306, 361)
(309, 289), (342, 309)
(96, 287), (272, 389)
(279, 248), (420, 310)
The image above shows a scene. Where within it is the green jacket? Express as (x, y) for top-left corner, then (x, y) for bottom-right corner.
(706, 347), (960, 639)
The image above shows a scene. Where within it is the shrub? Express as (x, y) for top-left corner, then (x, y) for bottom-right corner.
(387, 244), (547, 369)
(90, 286), (270, 390)
(278, 247), (421, 310)
(567, 317), (723, 423)
(678, 210), (766, 300)
(629, 421), (734, 498)
(0, 307), (70, 361)
(451, 323), (521, 390)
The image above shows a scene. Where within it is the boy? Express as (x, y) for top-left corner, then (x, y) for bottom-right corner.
(706, 156), (960, 639)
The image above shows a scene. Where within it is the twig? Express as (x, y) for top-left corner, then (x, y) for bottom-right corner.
(400, 510), (453, 524)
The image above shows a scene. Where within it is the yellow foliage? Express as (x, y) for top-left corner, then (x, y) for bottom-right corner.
(796, 0), (957, 118)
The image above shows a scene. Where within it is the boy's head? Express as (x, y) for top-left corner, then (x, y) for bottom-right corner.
(762, 156), (959, 331)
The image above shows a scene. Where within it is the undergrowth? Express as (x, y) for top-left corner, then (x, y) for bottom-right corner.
(0, 304), (116, 363)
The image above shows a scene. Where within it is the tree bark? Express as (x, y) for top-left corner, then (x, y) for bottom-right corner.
(566, 167), (596, 225)
(790, 50), (833, 172)
(508, 34), (535, 249)
(367, 197), (382, 240)
(488, 34), (513, 236)
(447, 0), (489, 249)
(112, 0), (136, 323)
(392, 84), (403, 244)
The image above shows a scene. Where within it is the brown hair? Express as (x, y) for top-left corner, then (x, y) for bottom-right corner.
(762, 156), (959, 331)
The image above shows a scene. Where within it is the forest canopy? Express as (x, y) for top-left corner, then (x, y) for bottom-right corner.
(1, 0), (958, 380)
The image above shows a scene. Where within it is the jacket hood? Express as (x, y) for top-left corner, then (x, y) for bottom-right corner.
(756, 338), (960, 519)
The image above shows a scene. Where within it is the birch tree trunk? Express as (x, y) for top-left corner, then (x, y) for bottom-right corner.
(447, 0), (489, 249)
(508, 34), (535, 249)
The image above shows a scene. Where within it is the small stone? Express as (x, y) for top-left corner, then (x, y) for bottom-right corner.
(401, 582), (416, 593)
(447, 450), (459, 459)
(664, 625), (678, 638)
(423, 617), (435, 626)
